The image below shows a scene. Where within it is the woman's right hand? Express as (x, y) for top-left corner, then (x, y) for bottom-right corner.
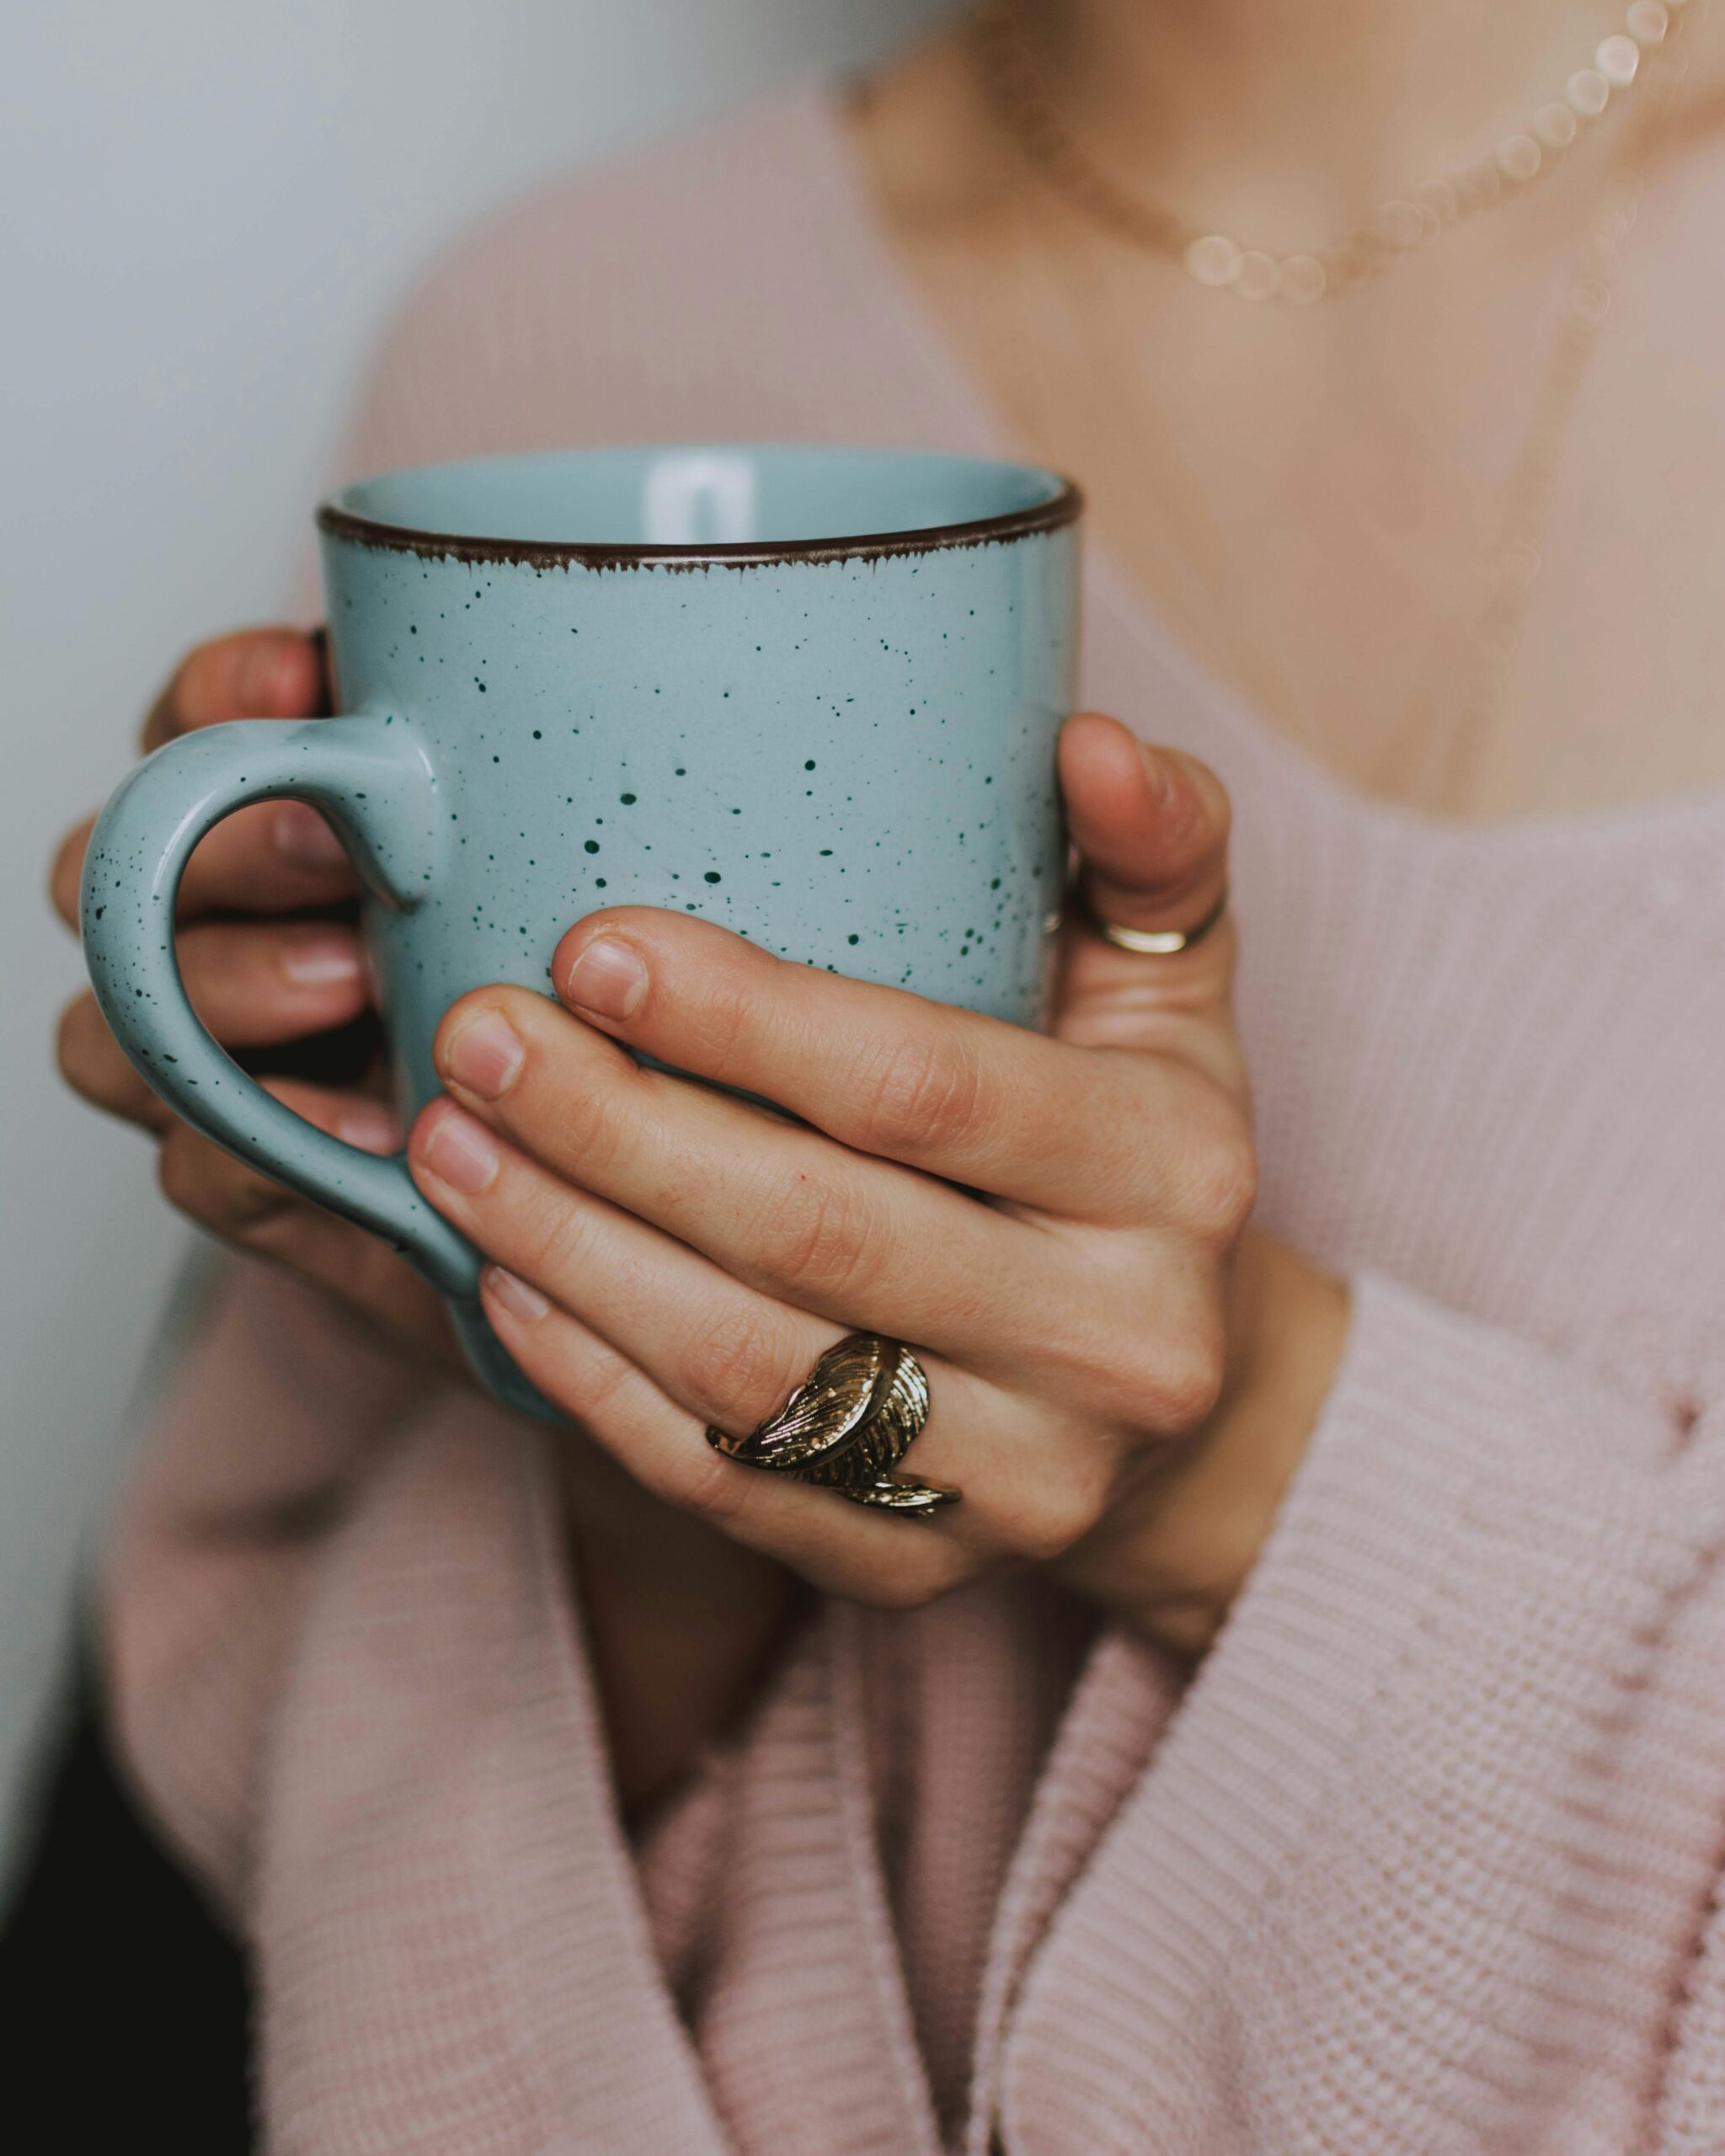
(52, 626), (801, 1815)
(51, 625), (459, 1367)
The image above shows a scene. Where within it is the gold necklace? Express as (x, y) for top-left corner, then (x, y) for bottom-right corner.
(971, 0), (1691, 303)
(969, 23), (1693, 810)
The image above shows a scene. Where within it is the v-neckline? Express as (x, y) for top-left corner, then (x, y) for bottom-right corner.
(795, 79), (1725, 859)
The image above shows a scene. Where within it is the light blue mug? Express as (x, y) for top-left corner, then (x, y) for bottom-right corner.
(82, 446), (1081, 1412)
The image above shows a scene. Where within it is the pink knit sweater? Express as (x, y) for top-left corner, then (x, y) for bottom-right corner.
(104, 87), (1725, 2154)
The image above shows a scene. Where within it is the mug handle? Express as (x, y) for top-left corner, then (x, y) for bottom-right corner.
(79, 713), (481, 1298)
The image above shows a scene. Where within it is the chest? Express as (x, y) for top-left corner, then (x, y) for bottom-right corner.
(895, 157), (1725, 820)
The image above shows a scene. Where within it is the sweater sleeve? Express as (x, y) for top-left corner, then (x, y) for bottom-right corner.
(1000, 1272), (1725, 2155)
(99, 1261), (438, 1916)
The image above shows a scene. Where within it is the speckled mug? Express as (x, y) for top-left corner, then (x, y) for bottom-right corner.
(82, 446), (1081, 1412)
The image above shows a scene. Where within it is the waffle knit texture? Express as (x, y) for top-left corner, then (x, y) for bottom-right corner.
(101, 86), (1725, 2154)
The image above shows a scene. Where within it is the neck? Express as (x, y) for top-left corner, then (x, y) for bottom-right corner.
(1030, 0), (1651, 221)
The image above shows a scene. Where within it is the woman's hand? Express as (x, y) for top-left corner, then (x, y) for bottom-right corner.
(51, 627), (798, 1813)
(408, 712), (1350, 1652)
(50, 626), (456, 1364)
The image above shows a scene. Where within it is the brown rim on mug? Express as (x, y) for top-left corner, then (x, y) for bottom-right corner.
(316, 467), (1083, 573)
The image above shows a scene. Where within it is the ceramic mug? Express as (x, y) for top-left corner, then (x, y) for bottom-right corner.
(81, 445), (1081, 1412)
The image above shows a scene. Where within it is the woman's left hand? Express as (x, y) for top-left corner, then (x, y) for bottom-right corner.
(409, 712), (1348, 1652)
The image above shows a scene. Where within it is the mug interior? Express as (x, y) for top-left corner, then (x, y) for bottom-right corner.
(319, 445), (1076, 561)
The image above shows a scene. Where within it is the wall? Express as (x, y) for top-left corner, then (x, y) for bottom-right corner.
(0, 0), (941, 1882)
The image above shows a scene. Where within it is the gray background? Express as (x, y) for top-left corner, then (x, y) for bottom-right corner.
(1, 0), (941, 1884)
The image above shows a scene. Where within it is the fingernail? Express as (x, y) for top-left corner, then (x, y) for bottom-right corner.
(563, 937), (648, 1021)
(419, 1104), (499, 1194)
(281, 931), (364, 987)
(337, 1102), (402, 1155)
(272, 803), (347, 868)
(441, 1008), (525, 1099)
(485, 1265), (549, 1322)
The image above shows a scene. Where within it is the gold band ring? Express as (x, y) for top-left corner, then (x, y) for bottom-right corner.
(706, 1333), (959, 1516)
(1086, 882), (1230, 956)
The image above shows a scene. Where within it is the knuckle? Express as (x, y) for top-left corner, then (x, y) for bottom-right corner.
(176, 926), (265, 1036)
(556, 1334), (638, 1427)
(512, 1190), (597, 1294)
(849, 1545), (965, 1613)
(675, 1442), (757, 1529)
(680, 1305), (794, 1426)
(542, 1345), (674, 1470)
(159, 1128), (282, 1239)
(231, 1204), (319, 1274)
(1010, 1471), (1112, 1565)
(750, 1171), (877, 1299)
(1174, 1115), (1258, 1245)
(525, 1036), (638, 1166)
(854, 1032), (989, 1159)
(681, 968), (756, 1081)
(550, 1079), (625, 1171)
(1080, 1303), (1226, 1434)
(1145, 1324), (1229, 1433)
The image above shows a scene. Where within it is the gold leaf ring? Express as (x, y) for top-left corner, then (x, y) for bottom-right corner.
(706, 1333), (959, 1516)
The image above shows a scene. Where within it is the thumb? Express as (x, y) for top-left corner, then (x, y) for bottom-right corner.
(1055, 712), (1241, 1079)
(1060, 711), (1231, 941)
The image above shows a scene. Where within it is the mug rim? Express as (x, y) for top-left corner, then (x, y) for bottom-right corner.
(316, 445), (1082, 569)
